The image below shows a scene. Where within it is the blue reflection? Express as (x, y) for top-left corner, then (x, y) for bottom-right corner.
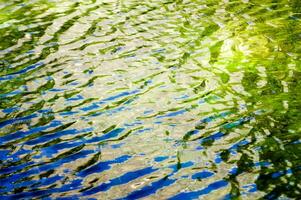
(168, 180), (228, 200)
(83, 167), (157, 195)
(78, 155), (132, 177)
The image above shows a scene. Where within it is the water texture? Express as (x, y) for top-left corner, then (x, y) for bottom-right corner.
(0, 0), (301, 199)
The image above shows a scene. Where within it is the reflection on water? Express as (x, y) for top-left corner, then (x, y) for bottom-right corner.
(0, 0), (301, 199)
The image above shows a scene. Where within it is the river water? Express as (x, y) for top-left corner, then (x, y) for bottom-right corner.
(0, 0), (301, 199)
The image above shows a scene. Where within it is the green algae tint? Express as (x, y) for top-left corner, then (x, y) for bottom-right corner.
(0, 0), (301, 199)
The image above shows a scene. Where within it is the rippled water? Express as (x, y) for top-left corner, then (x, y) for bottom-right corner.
(0, 0), (301, 199)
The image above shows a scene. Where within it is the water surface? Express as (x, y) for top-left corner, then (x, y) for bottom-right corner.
(0, 0), (301, 199)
